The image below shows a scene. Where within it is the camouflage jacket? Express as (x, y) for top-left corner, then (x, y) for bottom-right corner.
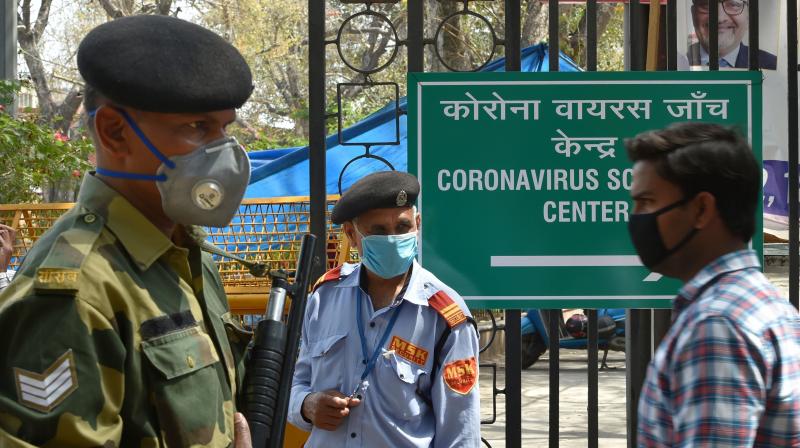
(0, 175), (252, 447)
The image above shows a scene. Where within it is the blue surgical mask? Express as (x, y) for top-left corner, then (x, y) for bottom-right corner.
(354, 223), (418, 279)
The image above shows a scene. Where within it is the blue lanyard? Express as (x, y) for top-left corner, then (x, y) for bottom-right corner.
(356, 288), (403, 382)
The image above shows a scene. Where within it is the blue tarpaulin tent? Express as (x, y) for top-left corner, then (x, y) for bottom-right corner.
(245, 43), (580, 198)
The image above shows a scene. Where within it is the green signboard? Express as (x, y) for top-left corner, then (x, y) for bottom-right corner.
(408, 71), (762, 309)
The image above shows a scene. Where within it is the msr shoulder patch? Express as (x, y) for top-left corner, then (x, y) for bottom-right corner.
(442, 356), (477, 395)
(312, 265), (344, 292)
(428, 290), (467, 328)
(14, 350), (79, 412)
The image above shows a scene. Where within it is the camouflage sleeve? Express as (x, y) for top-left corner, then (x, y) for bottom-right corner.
(0, 293), (125, 447)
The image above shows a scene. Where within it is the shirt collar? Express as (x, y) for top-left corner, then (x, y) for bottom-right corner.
(673, 248), (760, 313)
(699, 43), (741, 67)
(77, 174), (176, 270)
(337, 260), (430, 307)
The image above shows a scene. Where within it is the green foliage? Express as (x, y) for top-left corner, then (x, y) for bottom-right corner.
(0, 81), (93, 204)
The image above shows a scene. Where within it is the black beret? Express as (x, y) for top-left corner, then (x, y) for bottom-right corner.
(332, 171), (420, 224)
(77, 15), (253, 113)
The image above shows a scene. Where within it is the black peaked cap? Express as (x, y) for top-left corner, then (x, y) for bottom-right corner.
(332, 171), (420, 224)
(78, 15), (253, 113)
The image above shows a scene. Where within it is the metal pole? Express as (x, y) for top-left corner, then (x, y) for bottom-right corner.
(709, 0), (719, 70)
(308, 0), (326, 281)
(748, 0), (759, 70)
(1, 0), (16, 113)
(626, 3), (651, 446)
(788, 0), (799, 309)
(666, 0), (677, 70)
(504, 3), (522, 447)
(547, 3), (560, 446)
(549, 0), (559, 71)
(630, 0), (643, 71)
(407, 0), (424, 72)
(626, 308), (651, 448)
(586, 310), (599, 448)
(585, 1), (598, 445)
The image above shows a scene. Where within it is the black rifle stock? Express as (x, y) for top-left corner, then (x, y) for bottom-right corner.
(244, 234), (317, 448)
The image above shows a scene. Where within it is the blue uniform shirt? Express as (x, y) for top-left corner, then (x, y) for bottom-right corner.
(288, 261), (481, 447)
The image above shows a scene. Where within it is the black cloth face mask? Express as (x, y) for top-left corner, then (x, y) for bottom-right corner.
(628, 196), (698, 270)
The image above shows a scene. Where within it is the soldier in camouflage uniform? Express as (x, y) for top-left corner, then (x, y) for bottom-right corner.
(0, 15), (256, 447)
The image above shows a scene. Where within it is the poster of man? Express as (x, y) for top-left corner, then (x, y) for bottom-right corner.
(679, 0), (779, 70)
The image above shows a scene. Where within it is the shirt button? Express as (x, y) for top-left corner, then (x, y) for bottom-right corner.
(362, 359), (366, 365)
(369, 322), (376, 328)
(83, 214), (96, 224)
(351, 433), (357, 438)
(186, 356), (195, 368)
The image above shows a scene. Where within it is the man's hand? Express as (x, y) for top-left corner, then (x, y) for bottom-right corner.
(301, 390), (361, 431)
(0, 224), (15, 272)
(233, 412), (252, 448)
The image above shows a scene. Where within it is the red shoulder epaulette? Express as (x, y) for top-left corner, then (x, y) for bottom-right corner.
(428, 290), (467, 328)
(312, 265), (343, 292)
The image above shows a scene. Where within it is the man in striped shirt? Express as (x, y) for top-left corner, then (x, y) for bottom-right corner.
(627, 123), (800, 446)
(0, 224), (15, 291)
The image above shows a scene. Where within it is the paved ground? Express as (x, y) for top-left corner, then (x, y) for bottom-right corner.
(476, 266), (791, 447)
(479, 350), (628, 447)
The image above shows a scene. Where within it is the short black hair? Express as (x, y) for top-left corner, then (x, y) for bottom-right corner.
(625, 122), (760, 242)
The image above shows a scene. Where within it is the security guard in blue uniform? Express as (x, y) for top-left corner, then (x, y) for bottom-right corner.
(288, 171), (481, 447)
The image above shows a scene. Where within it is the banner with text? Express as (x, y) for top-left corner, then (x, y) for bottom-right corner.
(409, 71), (762, 308)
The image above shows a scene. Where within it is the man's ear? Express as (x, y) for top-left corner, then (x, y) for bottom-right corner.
(693, 191), (717, 230)
(94, 107), (130, 159)
(415, 212), (421, 231)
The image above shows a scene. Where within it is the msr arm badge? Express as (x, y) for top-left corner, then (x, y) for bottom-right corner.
(14, 350), (78, 412)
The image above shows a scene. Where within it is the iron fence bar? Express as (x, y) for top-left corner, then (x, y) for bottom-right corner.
(626, 309), (651, 448)
(652, 309), (671, 349)
(549, 0), (559, 71)
(547, 4), (560, 445)
(666, 0), (677, 70)
(547, 310), (560, 447)
(308, 0), (326, 281)
(504, 2), (522, 446)
(1, 0), (16, 94)
(748, 0), (759, 70)
(408, 0), (424, 72)
(630, 0), (643, 70)
(587, 309), (599, 448)
(626, 3), (650, 446)
(709, 0), (719, 70)
(587, 0), (598, 71)
(789, 0), (800, 309)
(585, 2), (598, 445)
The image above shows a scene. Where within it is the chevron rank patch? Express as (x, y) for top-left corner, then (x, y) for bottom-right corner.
(442, 356), (477, 395)
(14, 350), (78, 412)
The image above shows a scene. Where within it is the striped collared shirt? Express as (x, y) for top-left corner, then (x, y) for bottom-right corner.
(638, 249), (800, 447)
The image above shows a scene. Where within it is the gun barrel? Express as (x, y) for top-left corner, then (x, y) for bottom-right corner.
(244, 234), (317, 448)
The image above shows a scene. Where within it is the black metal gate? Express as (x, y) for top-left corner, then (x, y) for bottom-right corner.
(306, 1), (800, 446)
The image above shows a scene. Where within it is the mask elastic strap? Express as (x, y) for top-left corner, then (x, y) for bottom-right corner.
(87, 107), (172, 181)
(115, 108), (176, 170)
(654, 195), (694, 216)
(662, 226), (699, 260)
(95, 167), (166, 181)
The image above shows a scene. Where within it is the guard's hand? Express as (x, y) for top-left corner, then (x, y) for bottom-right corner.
(302, 390), (360, 431)
(233, 412), (252, 448)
